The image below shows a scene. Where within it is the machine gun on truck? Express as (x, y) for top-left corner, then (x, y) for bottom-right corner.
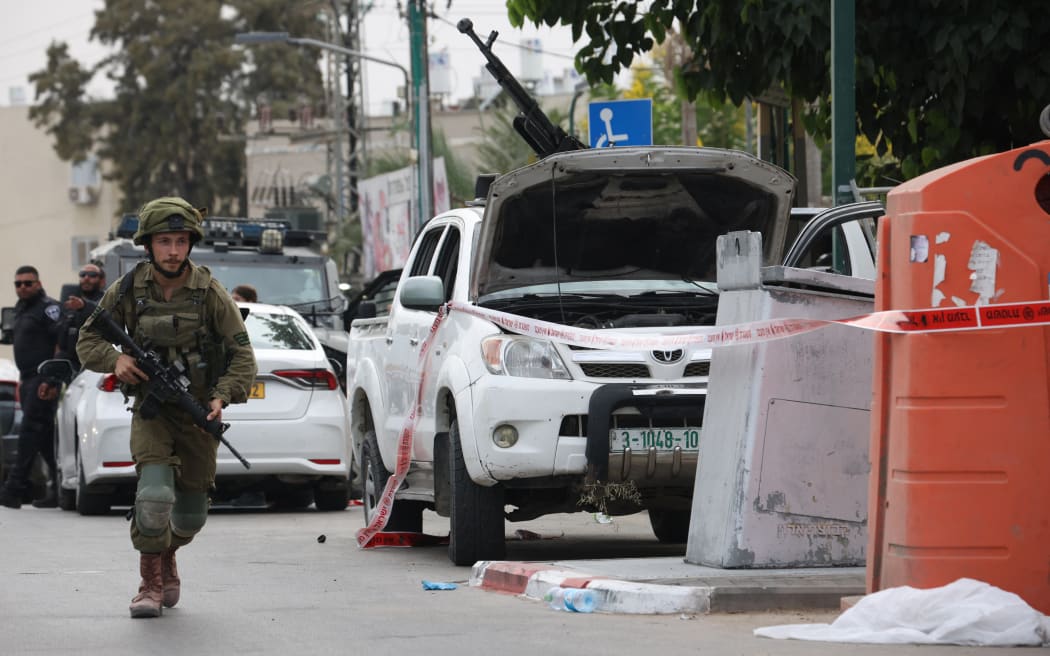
(458, 18), (587, 158)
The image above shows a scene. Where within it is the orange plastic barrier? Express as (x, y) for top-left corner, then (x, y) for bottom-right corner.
(868, 141), (1050, 612)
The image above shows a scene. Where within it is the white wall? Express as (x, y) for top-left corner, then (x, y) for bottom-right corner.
(0, 106), (120, 363)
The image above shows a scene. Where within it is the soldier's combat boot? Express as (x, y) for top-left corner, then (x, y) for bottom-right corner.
(129, 553), (164, 618)
(161, 547), (180, 608)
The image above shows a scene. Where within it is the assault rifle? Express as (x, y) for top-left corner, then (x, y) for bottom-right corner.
(458, 18), (587, 158)
(85, 300), (251, 470)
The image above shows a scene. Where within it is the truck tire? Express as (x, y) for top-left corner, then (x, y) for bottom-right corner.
(448, 420), (505, 566)
(361, 430), (423, 532)
(648, 508), (691, 543)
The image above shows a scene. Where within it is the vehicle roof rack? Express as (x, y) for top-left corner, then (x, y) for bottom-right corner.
(113, 214), (322, 249)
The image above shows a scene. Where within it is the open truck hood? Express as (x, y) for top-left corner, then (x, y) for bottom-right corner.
(471, 146), (796, 301)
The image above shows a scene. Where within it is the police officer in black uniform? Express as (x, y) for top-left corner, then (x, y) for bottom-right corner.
(56, 262), (106, 371)
(0, 266), (63, 509)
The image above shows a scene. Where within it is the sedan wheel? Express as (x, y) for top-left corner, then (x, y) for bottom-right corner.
(58, 485), (76, 511)
(76, 454), (111, 516)
(313, 479), (348, 511)
(361, 430), (422, 532)
(448, 420), (505, 566)
(55, 427), (77, 511)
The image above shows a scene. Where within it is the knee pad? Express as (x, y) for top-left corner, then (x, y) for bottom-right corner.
(171, 491), (209, 538)
(135, 464), (175, 537)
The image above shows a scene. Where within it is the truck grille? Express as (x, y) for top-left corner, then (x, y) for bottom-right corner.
(683, 361), (710, 377)
(579, 363), (650, 378)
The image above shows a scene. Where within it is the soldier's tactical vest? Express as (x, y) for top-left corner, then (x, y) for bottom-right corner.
(116, 263), (226, 399)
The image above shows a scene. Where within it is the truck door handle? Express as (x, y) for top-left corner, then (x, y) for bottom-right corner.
(385, 336), (394, 345)
(409, 337), (420, 346)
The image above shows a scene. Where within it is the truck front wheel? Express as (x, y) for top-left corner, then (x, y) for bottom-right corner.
(648, 507), (691, 543)
(448, 421), (505, 565)
(361, 430), (423, 531)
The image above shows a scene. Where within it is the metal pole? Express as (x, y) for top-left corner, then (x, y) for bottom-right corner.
(831, 0), (856, 206)
(284, 35), (415, 216)
(324, 11), (347, 231)
(408, 0), (433, 229)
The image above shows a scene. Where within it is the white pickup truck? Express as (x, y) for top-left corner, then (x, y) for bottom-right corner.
(345, 145), (881, 565)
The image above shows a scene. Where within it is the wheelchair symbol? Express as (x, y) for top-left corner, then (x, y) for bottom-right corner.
(594, 107), (629, 148)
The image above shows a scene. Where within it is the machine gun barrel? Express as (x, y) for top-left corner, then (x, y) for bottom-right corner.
(85, 301), (251, 469)
(458, 18), (586, 158)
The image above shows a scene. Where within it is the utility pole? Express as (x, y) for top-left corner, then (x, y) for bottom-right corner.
(342, 0), (364, 216)
(831, 0), (856, 205)
(324, 5), (347, 231)
(408, 0), (433, 229)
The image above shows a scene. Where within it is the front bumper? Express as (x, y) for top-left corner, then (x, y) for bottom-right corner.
(464, 376), (704, 486)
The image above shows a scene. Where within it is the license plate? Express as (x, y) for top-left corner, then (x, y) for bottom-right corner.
(249, 381), (265, 399)
(609, 428), (700, 451)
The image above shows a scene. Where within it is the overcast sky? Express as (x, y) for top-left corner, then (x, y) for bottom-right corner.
(0, 0), (588, 114)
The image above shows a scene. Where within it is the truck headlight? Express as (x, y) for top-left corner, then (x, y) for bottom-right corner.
(481, 336), (571, 379)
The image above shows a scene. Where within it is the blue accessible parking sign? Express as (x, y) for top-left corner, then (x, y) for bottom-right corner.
(588, 98), (653, 148)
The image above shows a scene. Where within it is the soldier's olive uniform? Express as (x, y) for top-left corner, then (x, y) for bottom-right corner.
(77, 219), (256, 554)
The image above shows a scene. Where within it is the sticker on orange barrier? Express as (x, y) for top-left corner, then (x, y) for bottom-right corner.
(355, 297), (1050, 549)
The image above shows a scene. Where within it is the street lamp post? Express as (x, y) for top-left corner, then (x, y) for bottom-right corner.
(234, 31), (431, 229)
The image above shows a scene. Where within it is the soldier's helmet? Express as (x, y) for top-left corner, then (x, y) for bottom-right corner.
(133, 197), (207, 245)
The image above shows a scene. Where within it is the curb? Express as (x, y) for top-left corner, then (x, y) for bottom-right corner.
(471, 561), (713, 614)
(470, 561), (865, 615)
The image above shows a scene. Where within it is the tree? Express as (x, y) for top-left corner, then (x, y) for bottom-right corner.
(475, 103), (536, 175)
(28, 0), (327, 214)
(507, 0), (1050, 180)
(590, 34), (748, 150)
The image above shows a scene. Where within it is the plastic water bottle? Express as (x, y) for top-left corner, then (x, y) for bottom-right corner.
(544, 586), (597, 613)
(544, 586), (566, 610)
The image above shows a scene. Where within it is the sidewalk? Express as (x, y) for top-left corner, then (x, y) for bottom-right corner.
(470, 557), (866, 614)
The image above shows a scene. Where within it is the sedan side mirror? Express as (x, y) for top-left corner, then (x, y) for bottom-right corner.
(0, 307), (14, 345)
(37, 358), (77, 385)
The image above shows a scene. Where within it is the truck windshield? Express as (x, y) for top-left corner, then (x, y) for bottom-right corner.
(205, 263), (327, 306)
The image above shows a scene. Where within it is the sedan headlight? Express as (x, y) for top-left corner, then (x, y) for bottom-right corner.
(481, 336), (571, 379)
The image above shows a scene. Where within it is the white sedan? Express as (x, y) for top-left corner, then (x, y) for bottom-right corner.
(54, 303), (352, 514)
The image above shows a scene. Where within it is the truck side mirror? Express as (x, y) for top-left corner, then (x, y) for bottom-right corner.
(399, 276), (445, 312)
(0, 307), (14, 345)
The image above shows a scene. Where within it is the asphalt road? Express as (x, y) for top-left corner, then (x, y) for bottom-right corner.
(0, 504), (1002, 656)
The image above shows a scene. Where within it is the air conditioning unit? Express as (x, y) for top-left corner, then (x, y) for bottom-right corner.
(68, 186), (98, 205)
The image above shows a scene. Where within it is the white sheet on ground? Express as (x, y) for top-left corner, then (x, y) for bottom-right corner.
(754, 578), (1050, 646)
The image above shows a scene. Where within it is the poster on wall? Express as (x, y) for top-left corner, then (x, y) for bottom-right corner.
(359, 157), (449, 278)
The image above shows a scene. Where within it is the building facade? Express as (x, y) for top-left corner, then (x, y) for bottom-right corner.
(0, 105), (120, 362)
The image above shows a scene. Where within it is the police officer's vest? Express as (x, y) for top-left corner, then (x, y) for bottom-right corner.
(114, 263), (225, 396)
